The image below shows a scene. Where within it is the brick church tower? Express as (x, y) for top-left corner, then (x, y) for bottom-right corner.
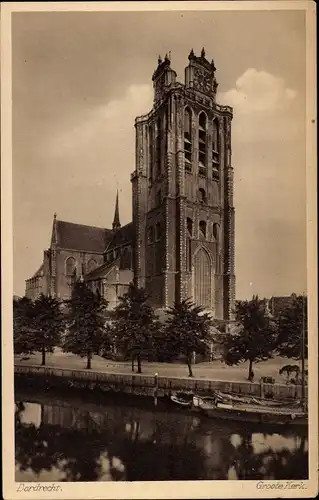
(131, 49), (235, 319)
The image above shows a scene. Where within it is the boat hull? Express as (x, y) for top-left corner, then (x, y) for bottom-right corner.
(171, 396), (192, 408)
(192, 396), (307, 427)
(197, 406), (307, 426)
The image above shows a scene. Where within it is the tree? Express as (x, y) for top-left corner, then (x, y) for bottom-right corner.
(163, 298), (213, 377)
(275, 295), (308, 360)
(223, 296), (276, 381)
(32, 294), (64, 366)
(63, 280), (109, 369)
(110, 283), (157, 373)
(279, 364), (301, 385)
(13, 297), (36, 356)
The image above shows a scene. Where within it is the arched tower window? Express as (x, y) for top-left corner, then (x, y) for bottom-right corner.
(155, 222), (161, 241)
(149, 124), (154, 181)
(87, 258), (97, 273)
(187, 218), (193, 271)
(199, 220), (207, 239)
(65, 257), (76, 276)
(198, 188), (207, 203)
(198, 112), (207, 177)
(148, 226), (154, 244)
(212, 119), (220, 180)
(193, 248), (212, 309)
(156, 189), (161, 207)
(163, 106), (168, 152)
(156, 117), (161, 177)
(184, 107), (192, 173)
(213, 223), (219, 243)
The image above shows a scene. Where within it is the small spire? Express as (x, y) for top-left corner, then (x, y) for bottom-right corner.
(158, 54), (162, 65)
(51, 212), (58, 247)
(201, 47), (206, 58)
(189, 48), (195, 59)
(112, 190), (121, 231)
(168, 50), (171, 61)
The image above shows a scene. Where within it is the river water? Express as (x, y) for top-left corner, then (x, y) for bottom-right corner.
(15, 389), (308, 482)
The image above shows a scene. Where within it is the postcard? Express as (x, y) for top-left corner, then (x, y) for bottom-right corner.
(1, 1), (317, 498)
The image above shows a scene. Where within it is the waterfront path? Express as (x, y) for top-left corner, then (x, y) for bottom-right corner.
(14, 350), (304, 384)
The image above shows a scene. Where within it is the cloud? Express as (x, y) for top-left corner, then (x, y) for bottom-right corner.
(219, 68), (297, 114)
(47, 83), (153, 160)
(218, 69), (301, 146)
(218, 69), (306, 299)
(37, 84), (153, 224)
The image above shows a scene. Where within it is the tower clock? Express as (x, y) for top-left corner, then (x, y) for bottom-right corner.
(193, 68), (212, 93)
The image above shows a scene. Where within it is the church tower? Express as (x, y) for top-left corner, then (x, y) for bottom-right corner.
(131, 50), (235, 319)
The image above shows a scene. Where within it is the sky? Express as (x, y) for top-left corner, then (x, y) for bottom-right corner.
(12, 9), (307, 300)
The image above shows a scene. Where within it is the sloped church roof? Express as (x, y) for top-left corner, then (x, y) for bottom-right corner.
(54, 220), (112, 253)
(51, 192), (133, 254)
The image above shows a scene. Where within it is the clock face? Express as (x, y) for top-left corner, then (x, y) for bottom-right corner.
(193, 69), (211, 93)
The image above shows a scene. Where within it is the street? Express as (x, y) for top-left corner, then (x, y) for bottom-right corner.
(14, 349), (305, 383)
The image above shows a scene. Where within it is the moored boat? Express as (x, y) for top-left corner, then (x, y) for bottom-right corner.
(192, 395), (308, 426)
(170, 392), (194, 408)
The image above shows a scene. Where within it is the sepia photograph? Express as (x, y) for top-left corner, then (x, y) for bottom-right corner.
(1, 1), (317, 499)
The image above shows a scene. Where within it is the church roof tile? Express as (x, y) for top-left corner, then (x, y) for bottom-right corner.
(56, 220), (113, 253)
(106, 222), (134, 249)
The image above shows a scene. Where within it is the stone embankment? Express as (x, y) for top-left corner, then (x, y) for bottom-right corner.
(14, 364), (306, 401)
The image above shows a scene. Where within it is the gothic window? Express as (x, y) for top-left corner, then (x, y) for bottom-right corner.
(212, 119), (219, 152)
(122, 247), (128, 268)
(163, 106), (168, 151)
(65, 257), (76, 276)
(149, 124), (154, 181)
(126, 248), (132, 269)
(199, 220), (207, 239)
(155, 117), (161, 177)
(198, 188), (207, 203)
(213, 223), (219, 243)
(184, 107), (192, 173)
(148, 226), (154, 244)
(156, 189), (161, 207)
(187, 238), (192, 271)
(198, 112), (207, 177)
(187, 217), (193, 237)
(212, 119), (220, 180)
(193, 247), (212, 309)
(155, 222), (161, 241)
(87, 258), (97, 273)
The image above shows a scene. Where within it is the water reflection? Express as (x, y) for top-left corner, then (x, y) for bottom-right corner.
(15, 392), (308, 482)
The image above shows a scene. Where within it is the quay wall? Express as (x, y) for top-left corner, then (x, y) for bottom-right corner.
(14, 364), (307, 401)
